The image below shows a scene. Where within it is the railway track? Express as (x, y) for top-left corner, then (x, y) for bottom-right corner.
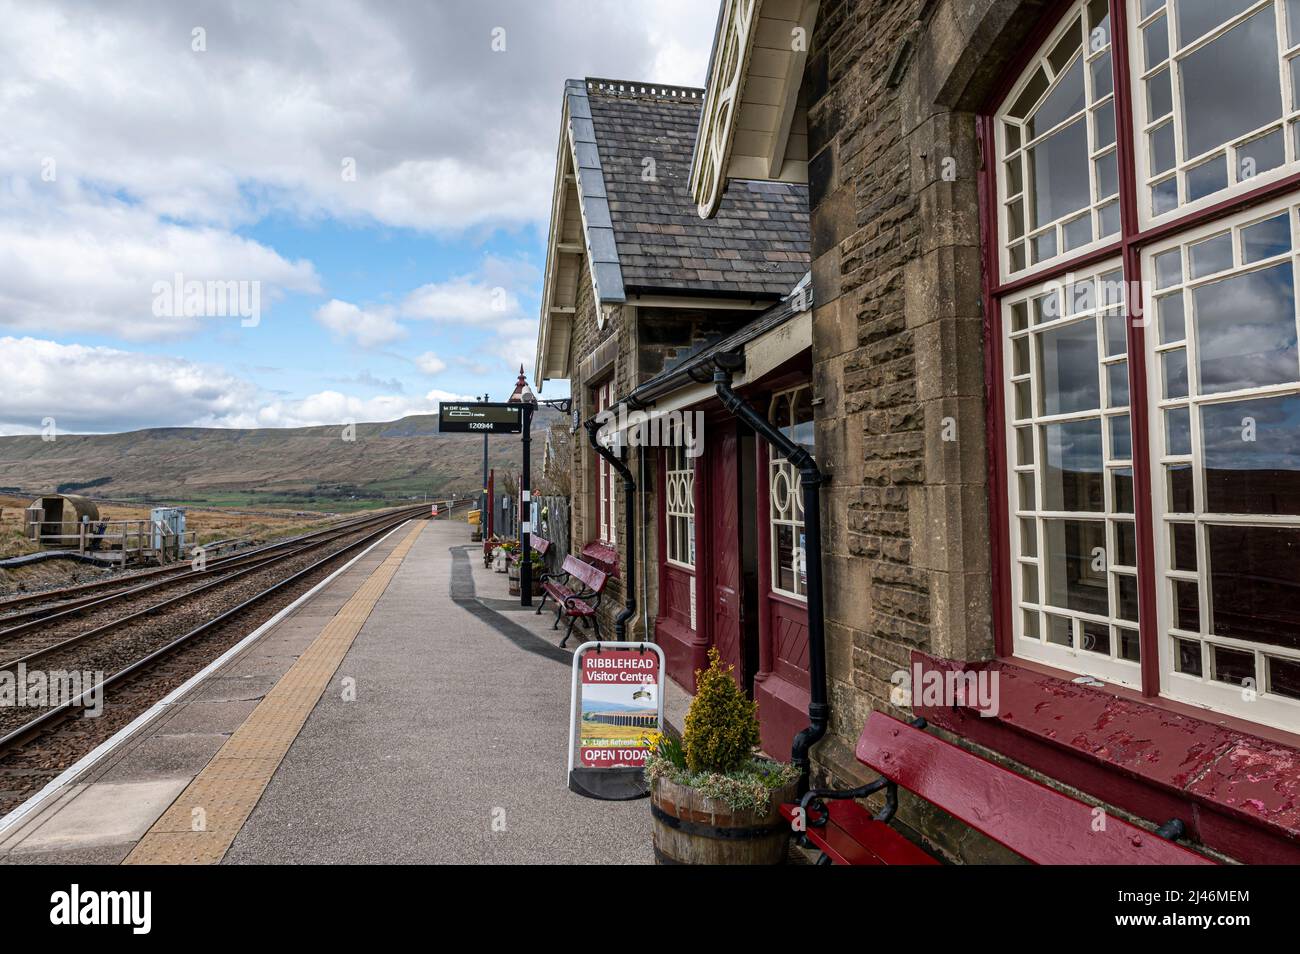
(0, 505), (431, 619)
(0, 499), (469, 814)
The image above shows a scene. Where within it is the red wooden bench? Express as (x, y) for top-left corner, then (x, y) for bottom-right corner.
(780, 712), (1215, 865)
(536, 554), (608, 647)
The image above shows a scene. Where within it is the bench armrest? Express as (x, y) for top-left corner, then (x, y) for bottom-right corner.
(798, 716), (928, 827)
(561, 589), (599, 608)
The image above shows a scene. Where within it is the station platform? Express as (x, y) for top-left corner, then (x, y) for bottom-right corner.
(0, 519), (658, 865)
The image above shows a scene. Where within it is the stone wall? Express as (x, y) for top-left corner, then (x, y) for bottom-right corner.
(803, 0), (1056, 862)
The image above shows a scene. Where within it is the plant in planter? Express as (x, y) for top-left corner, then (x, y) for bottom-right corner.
(645, 649), (800, 865)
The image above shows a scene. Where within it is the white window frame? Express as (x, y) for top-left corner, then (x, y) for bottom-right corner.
(769, 385), (813, 601)
(995, 0), (1121, 284)
(1130, 0), (1300, 231)
(594, 380), (617, 546)
(1003, 258), (1145, 688)
(664, 422), (696, 570)
(1142, 194), (1300, 729)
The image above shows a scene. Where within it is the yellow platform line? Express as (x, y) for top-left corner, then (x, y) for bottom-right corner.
(123, 521), (426, 865)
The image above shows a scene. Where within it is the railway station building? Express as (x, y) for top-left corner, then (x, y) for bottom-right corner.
(536, 0), (1300, 865)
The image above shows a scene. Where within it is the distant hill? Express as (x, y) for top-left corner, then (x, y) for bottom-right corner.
(0, 410), (562, 507)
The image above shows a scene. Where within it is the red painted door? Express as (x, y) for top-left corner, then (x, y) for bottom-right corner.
(708, 427), (745, 688)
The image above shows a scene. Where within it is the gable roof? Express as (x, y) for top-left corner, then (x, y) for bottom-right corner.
(536, 77), (810, 388)
(690, 0), (820, 218)
(586, 78), (809, 297)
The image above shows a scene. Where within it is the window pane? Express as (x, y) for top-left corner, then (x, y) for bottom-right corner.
(1201, 393), (1300, 514)
(1116, 520), (1138, 566)
(1151, 120), (1176, 174)
(1090, 51), (1113, 100)
(1268, 656), (1300, 699)
(1095, 150), (1119, 199)
(1107, 361), (1130, 407)
(1176, 0), (1257, 47)
(1081, 620), (1111, 655)
(1193, 262), (1299, 394)
(1009, 67), (1050, 119)
(1044, 518), (1109, 614)
(1144, 16), (1170, 69)
(1174, 579), (1200, 631)
(1158, 293), (1186, 343)
(1110, 414), (1132, 459)
(1207, 524), (1300, 649)
(1242, 213), (1291, 263)
(1180, 9), (1283, 160)
(1030, 118), (1091, 227)
(1168, 463), (1195, 511)
(1172, 522), (1198, 570)
(1030, 56), (1085, 139)
(1117, 573), (1140, 622)
(1152, 177), (1179, 214)
(1189, 232), (1232, 278)
(1239, 127), (1286, 180)
(1119, 627), (1142, 662)
(1176, 636), (1204, 675)
(1212, 645), (1256, 685)
(1162, 349), (1189, 399)
(1147, 67), (1172, 119)
(1186, 155), (1228, 201)
(1114, 467), (1135, 512)
(1167, 405), (1192, 455)
(1044, 419), (1105, 511)
(1039, 318), (1101, 414)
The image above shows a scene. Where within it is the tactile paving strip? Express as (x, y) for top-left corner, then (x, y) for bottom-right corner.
(123, 522), (426, 865)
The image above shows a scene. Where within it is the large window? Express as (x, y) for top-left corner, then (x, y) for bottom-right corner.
(990, 0), (1300, 731)
(769, 386), (815, 599)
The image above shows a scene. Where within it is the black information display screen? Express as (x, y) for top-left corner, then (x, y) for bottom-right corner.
(438, 402), (523, 434)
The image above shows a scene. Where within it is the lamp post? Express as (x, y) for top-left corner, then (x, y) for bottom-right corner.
(479, 392), (489, 538)
(507, 366), (570, 607)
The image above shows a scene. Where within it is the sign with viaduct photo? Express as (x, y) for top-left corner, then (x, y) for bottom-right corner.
(437, 402), (522, 434)
(567, 642), (665, 800)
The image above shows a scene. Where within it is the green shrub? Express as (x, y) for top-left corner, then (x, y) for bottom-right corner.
(682, 648), (761, 774)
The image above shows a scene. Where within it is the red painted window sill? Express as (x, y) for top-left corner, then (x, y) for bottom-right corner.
(910, 651), (1300, 863)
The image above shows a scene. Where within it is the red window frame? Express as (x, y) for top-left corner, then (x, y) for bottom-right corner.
(979, 0), (1300, 700)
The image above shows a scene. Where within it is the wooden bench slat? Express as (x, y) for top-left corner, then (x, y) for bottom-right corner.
(821, 801), (940, 865)
(781, 803), (939, 865)
(857, 713), (1215, 865)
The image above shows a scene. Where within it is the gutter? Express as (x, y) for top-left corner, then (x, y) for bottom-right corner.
(583, 418), (637, 640)
(712, 352), (829, 793)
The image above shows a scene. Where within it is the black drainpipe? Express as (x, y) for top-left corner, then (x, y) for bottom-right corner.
(712, 353), (828, 792)
(584, 418), (636, 640)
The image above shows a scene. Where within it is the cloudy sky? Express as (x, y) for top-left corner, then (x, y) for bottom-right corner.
(0, 0), (719, 434)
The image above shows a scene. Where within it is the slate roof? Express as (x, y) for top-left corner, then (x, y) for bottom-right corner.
(582, 78), (809, 299)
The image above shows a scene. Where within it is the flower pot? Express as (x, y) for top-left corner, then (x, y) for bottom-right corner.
(507, 563), (520, 596)
(650, 774), (797, 865)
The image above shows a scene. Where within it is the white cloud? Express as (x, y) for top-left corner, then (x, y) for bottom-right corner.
(0, 336), (259, 433)
(414, 351), (447, 375)
(0, 184), (320, 340)
(400, 277), (524, 324)
(0, 336), (468, 433)
(314, 299), (404, 348)
(0, 0), (719, 233)
(249, 388), (467, 429)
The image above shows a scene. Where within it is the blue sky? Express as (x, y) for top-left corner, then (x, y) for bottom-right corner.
(0, 0), (718, 434)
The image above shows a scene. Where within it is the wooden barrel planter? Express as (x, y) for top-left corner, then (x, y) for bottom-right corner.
(650, 775), (798, 865)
